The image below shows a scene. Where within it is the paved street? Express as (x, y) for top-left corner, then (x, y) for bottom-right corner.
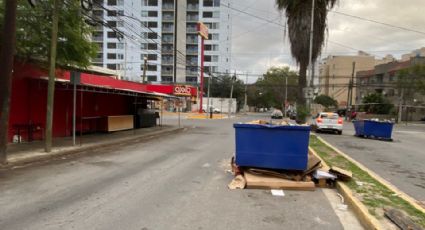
(0, 115), (347, 230)
(317, 122), (425, 203)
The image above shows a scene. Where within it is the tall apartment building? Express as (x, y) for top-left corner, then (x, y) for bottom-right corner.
(91, 0), (232, 84)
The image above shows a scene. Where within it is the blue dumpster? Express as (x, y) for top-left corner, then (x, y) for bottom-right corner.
(353, 120), (394, 140)
(234, 123), (310, 171)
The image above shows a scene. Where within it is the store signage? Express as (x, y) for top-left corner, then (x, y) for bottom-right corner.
(197, 22), (209, 40)
(174, 85), (192, 96)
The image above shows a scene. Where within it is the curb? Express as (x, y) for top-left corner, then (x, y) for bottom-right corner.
(336, 180), (382, 230)
(316, 136), (425, 213)
(309, 146), (383, 230)
(1, 127), (185, 169)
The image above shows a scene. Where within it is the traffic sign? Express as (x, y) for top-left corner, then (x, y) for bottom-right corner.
(303, 87), (314, 99)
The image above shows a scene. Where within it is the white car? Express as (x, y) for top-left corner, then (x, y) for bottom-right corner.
(271, 109), (283, 119)
(202, 105), (221, 113)
(311, 112), (343, 135)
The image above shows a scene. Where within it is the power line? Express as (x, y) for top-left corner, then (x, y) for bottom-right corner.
(332, 10), (425, 36)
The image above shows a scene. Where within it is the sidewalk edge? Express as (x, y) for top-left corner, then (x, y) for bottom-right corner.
(2, 127), (185, 168)
(316, 135), (425, 213)
(309, 146), (383, 230)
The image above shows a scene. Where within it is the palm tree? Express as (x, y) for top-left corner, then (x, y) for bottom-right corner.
(276, 0), (337, 122)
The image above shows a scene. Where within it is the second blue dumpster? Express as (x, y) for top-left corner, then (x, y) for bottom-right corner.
(234, 123), (310, 171)
(353, 120), (394, 140)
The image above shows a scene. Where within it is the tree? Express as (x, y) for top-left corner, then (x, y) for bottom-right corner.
(0, 0), (97, 162)
(250, 66), (298, 110)
(0, 0), (98, 67)
(0, 0), (18, 164)
(314, 94), (338, 109)
(397, 64), (425, 103)
(361, 93), (394, 114)
(276, 0), (337, 122)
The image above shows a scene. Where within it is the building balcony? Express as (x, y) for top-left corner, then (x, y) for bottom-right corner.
(92, 58), (103, 63)
(92, 36), (103, 42)
(162, 4), (174, 10)
(162, 39), (174, 44)
(162, 49), (173, 54)
(162, 27), (174, 33)
(162, 60), (174, 65)
(186, 70), (198, 76)
(187, 4), (199, 11)
(186, 27), (197, 33)
(186, 16), (199, 22)
(162, 16), (174, 22)
(186, 61), (198, 66)
(186, 50), (198, 55)
(186, 39), (198, 44)
(162, 70), (173, 75)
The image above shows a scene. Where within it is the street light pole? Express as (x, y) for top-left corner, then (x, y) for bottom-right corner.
(207, 74), (212, 118)
(284, 75), (288, 117)
(228, 73), (236, 118)
(244, 72), (248, 113)
(142, 56), (147, 83)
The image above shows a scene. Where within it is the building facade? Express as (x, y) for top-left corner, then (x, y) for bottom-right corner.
(356, 57), (425, 104)
(401, 47), (425, 62)
(91, 0), (232, 84)
(318, 51), (376, 107)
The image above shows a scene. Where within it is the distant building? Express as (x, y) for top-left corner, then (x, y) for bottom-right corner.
(401, 47), (425, 62)
(91, 0), (232, 84)
(375, 54), (396, 66)
(356, 57), (425, 120)
(318, 51), (375, 107)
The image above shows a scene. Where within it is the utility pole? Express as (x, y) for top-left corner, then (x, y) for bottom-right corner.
(207, 74), (212, 118)
(398, 88), (404, 123)
(284, 75), (288, 117)
(142, 56), (147, 83)
(45, 0), (61, 153)
(243, 72), (248, 114)
(346, 62), (355, 121)
(349, 62), (356, 116)
(71, 72), (81, 146)
(0, 0), (18, 164)
(228, 72), (236, 118)
(123, 40), (127, 79)
(306, 0), (315, 112)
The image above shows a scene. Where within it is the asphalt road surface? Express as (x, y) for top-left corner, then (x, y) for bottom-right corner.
(0, 115), (347, 230)
(317, 122), (425, 204)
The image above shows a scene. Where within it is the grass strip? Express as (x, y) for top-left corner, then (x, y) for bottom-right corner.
(309, 135), (425, 227)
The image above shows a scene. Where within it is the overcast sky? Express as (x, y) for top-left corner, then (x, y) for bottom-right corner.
(228, 0), (425, 82)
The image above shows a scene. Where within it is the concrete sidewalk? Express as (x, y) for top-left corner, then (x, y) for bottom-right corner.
(3, 125), (184, 167)
(162, 111), (235, 119)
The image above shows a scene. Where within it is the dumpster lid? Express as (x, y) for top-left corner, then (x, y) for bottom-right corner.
(233, 123), (311, 130)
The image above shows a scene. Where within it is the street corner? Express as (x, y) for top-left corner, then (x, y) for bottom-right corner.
(186, 113), (229, 120)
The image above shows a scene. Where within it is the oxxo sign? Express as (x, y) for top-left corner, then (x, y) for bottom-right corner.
(174, 85), (192, 96)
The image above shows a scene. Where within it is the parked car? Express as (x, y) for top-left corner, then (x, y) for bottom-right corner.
(311, 112), (343, 134)
(335, 109), (347, 117)
(288, 110), (297, 120)
(271, 109), (283, 119)
(202, 105), (221, 113)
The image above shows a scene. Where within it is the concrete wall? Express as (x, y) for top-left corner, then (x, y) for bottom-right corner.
(202, 97), (236, 113)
